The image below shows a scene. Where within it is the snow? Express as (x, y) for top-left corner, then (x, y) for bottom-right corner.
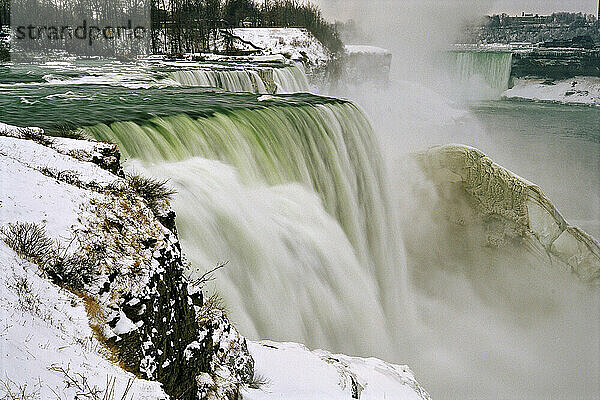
(345, 45), (391, 55)
(0, 128), (168, 398)
(0, 131), (120, 242)
(504, 77), (600, 105)
(0, 243), (168, 399)
(231, 28), (329, 67)
(243, 341), (430, 400)
(113, 310), (138, 335)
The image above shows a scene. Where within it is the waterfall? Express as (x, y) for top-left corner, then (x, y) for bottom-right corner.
(445, 51), (513, 95)
(273, 65), (310, 93)
(167, 65), (309, 94)
(168, 69), (268, 93)
(85, 102), (400, 355)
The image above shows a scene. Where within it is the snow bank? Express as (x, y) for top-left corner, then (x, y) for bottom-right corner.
(231, 28), (329, 68)
(243, 341), (431, 400)
(504, 77), (600, 105)
(345, 45), (391, 55)
(0, 242), (167, 399)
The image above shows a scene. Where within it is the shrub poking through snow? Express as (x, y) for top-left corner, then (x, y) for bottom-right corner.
(48, 365), (134, 400)
(125, 172), (176, 215)
(1, 222), (54, 264)
(45, 244), (100, 291)
(0, 375), (41, 400)
(1, 222), (100, 291)
(248, 372), (270, 390)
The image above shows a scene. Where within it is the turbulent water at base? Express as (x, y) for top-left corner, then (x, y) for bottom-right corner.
(444, 51), (513, 97)
(168, 65), (309, 93)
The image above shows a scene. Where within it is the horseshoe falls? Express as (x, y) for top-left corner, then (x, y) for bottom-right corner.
(444, 51), (513, 97)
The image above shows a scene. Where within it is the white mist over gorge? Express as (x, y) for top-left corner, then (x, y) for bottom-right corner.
(1, 0), (599, 399)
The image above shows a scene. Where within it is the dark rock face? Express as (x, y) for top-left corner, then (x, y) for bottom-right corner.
(512, 49), (600, 79)
(107, 233), (208, 400)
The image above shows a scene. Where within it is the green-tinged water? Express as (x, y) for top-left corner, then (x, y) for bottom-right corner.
(0, 84), (335, 130)
(168, 64), (309, 93)
(444, 51), (513, 96)
(0, 59), (309, 94)
(86, 103), (393, 284)
(0, 72), (402, 354)
(1, 59), (598, 400)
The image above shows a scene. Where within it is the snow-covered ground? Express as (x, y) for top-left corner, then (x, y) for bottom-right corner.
(0, 243), (168, 399)
(345, 45), (391, 55)
(231, 28), (329, 67)
(504, 76), (600, 105)
(0, 123), (167, 399)
(243, 341), (430, 400)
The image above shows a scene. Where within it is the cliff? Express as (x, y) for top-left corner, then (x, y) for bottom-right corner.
(0, 123), (253, 399)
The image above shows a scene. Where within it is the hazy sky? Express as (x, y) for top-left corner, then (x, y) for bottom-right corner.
(315, 0), (598, 21)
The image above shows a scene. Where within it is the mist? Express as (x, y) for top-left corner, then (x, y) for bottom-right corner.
(314, 0), (600, 399)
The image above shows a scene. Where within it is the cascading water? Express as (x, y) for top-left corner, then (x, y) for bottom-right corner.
(2, 60), (598, 399)
(168, 65), (309, 94)
(444, 51), (513, 97)
(168, 69), (268, 93)
(272, 65), (310, 93)
(84, 101), (402, 355)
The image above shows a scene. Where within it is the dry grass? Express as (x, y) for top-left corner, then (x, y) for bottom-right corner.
(48, 365), (134, 400)
(73, 292), (122, 366)
(125, 173), (176, 214)
(0, 376), (40, 399)
(1, 222), (53, 264)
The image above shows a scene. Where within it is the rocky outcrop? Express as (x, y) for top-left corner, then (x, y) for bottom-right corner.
(417, 144), (600, 283)
(0, 124), (254, 399)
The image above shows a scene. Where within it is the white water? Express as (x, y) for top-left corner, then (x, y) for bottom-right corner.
(78, 13), (599, 397)
(169, 69), (268, 93)
(443, 51), (513, 99)
(104, 91), (600, 399)
(168, 65), (309, 94)
(272, 65), (310, 93)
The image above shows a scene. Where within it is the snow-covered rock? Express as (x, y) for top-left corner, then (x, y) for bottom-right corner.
(504, 76), (600, 105)
(0, 125), (254, 399)
(417, 144), (600, 283)
(230, 28), (329, 69)
(243, 341), (431, 400)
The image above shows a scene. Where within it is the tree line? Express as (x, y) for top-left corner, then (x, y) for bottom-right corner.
(0, 0), (343, 59)
(152, 0), (343, 55)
